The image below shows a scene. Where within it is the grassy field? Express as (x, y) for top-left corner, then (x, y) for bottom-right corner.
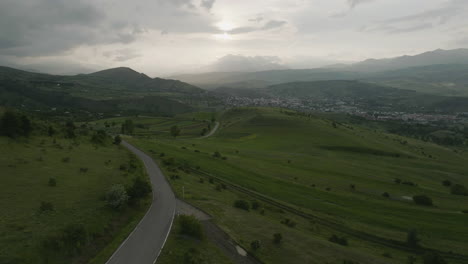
(89, 112), (216, 139)
(0, 135), (150, 264)
(125, 107), (468, 264)
(157, 216), (233, 264)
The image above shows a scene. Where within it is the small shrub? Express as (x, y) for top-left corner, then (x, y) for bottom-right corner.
(209, 177), (214, 184)
(40, 201), (54, 212)
(406, 230), (420, 248)
(234, 200), (250, 211)
(105, 184), (129, 210)
(423, 252), (447, 264)
(250, 240), (261, 251)
(62, 157), (70, 163)
(402, 181), (417, 187)
(184, 248), (203, 264)
(413, 195), (433, 206)
(382, 252), (392, 258)
(215, 184), (222, 191)
(394, 178), (402, 184)
(273, 233), (282, 244)
(179, 215), (203, 239)
(213, 151), (222, 158)
(62, 224), (87, 254)
(382, 192), (390, 198)
(450, 184), (468, 196)
(442, 180), (452, 187)
(48, 178), (57, 187)
(281, 218), (297, 228)
(329, 235), (348, 246)
(159, 152), (165, 157)
(199, 178), (204, 183)
(251, 200), (260, 210)
(79, 167), (88, 173)
(221, 183), (227, 190)
(350, 184), (355, 191)
(113, 135), (122, 145)
(119, 164), (128, 171)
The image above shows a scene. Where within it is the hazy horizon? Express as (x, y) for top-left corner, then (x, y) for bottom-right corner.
(1, 0), (468, 76)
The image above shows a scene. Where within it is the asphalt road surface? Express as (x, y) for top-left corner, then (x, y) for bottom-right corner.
(106, 141), (176, 264)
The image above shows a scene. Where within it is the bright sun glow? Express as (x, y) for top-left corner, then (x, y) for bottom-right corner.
(217, 20), (235, 31)
(215, 32), (232, 41)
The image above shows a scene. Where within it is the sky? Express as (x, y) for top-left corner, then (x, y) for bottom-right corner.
(0, 0), (467, 76)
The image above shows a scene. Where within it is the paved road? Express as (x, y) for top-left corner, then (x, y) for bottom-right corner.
(200, 122), (219, 139)
(106, 141), (176, 264)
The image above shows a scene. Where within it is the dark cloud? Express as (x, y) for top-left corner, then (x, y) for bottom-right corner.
(0, 0), (218, 58)
(209, 54), (287, 72)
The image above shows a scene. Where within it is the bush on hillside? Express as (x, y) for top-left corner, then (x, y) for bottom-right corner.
(413, 195), (433, 206)
(250, 240), (261, 251)
(450, 184), (468, 196)
(179, 215), (203, 239)
(105, 184), (129, 210)
(329, 235), (348, 246)
(423, 252), (447, 264)
(0, 111), (32, 138)
(48, 178), (57, 187)
(113, 135), (122, 145)
(40, 201), (54, 212)
(127, 177), (152, 203)
(273, 233), (283, 244)
(233, 200), (250, 211)
(442, 180), (452, 187)
(406, 230), (420, 248)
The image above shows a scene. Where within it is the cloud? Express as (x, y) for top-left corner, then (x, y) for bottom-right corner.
(261, 20), (287, 30)
(208, 54), (287, 72)
(228, 20), (287, 35)
(103, 49), (141, 62)
(361, 0), (466, 34)
(200, 0), (216, 10)
(347, 0), (375, 9)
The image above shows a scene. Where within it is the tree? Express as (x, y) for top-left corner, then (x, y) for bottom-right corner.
(105, 184), (129, 209)
(0, 111), (33, 138)
(406, 230), (420, 248)
(127, 177), (152, 202)
(273, 233), (283, 244)
(113, 135), (122, 145)
(413, 195), (433, 206)
(121, 119), (134, 135)
(65, 121), (76, 138)
(170, 125), (181, 138)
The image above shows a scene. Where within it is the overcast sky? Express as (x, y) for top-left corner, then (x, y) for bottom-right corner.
(0, 0), (467, 76)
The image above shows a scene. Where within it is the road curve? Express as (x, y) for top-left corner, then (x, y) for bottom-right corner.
(200, 122), (219, 139)
(106, 141), (176, 264)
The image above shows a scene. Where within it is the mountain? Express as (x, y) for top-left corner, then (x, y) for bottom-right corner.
(344, 48), (468, 72)
(171, 49), (468, 97)
(170, 69), (361, 89)
(0, 66), (206, 117)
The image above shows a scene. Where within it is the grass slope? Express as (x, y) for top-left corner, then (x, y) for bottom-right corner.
(127, 107), (468, 264)
(0, 136), (149, 264)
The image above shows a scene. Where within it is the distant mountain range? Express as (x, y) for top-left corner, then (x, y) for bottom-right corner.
(170, 49), (468, 97)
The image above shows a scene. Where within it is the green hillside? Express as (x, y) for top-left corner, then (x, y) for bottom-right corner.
(0, 111), (152, 264)
(126, 107), (468, 264)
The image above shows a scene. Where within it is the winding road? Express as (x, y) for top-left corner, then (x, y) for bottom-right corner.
(200, 122), (219, 139)
(106, 141), (176, 264)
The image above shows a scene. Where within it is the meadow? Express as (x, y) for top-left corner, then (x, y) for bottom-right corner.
(0, 135), (149, 264)
(124, 107), (468, 264)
